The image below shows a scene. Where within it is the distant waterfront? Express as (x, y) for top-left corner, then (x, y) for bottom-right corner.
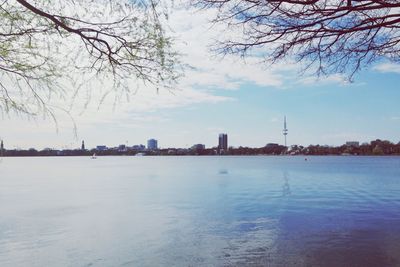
(1, 139), (399, 156)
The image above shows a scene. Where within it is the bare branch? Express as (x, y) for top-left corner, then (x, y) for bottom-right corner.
(194, 0), (400, 79)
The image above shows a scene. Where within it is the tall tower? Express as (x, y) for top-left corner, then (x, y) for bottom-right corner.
(81, 140), (85, 150)
(283, 116), (288, 147)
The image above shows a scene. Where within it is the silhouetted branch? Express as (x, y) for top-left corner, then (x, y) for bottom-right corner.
(194, 0), (400, 79)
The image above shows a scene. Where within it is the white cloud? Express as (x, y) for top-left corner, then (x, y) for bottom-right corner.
(298, 73), (349, 86)
(62, 85), (234, 129)
(48, 5), (286, 129)
(169, 8), (286, 90)
(373, 63), (400, 74)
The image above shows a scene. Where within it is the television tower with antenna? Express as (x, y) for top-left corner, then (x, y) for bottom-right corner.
(283, 116), (288, 147)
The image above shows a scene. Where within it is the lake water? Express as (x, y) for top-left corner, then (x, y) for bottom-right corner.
(0, 156), (400, 266)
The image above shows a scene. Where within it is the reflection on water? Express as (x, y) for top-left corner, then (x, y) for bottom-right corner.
(0, 156), (400, 266)
(282, 171), (291, 197)
(218, 168), (229, 175)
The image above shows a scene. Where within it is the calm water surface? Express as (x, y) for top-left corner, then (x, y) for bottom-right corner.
(0, 156), (400, 266)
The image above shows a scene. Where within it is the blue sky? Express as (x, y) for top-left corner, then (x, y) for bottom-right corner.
(0, 8), (399, 150)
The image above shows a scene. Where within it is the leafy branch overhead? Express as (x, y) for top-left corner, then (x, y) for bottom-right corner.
(195, 0), (400, 79)
(0, 0), (179, 116)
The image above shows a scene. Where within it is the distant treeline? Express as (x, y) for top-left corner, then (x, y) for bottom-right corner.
(1, 139), (400, 157)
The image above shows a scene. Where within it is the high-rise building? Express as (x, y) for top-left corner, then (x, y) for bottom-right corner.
(147, 139), (158, 150)
(218, 134), (228, 150)
(81, 140), (85, 150)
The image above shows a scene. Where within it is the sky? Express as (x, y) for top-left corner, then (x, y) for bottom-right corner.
(0, 7), (400, 150)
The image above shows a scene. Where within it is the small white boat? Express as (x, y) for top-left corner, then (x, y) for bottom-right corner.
(91, 153), (97, 159)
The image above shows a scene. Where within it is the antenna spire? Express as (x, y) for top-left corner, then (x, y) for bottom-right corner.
(283, 116), (288, 147)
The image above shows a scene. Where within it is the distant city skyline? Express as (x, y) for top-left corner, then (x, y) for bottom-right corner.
(1, 113), (398, 151)
(1, 133), (397, 152)
(1, 137), (398, 157)
(0, 114), (398, 151)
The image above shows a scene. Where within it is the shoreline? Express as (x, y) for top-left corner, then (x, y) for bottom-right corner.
(1, 154), (400, 158)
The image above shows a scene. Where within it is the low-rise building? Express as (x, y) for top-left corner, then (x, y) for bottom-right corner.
(118, 144), (127, 152)
(346, 141), (360, 147)
(96, 145), (108, 151)
(132, 144), (146, 151)
(191, 144), (206, 150)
